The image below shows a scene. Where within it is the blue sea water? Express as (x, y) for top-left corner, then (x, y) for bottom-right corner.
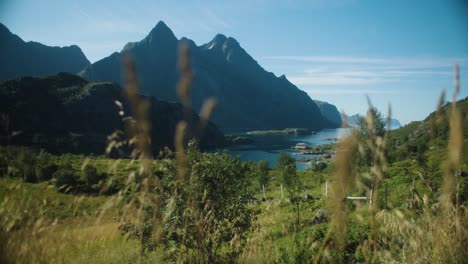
(223, 128), (351, 170)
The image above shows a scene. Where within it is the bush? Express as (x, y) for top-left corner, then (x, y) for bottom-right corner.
(35, 163), (58, 182)
(257, 160), (270, 189)
(80, 164), (109, 193)
(54, 166), (77, 192)
(0, 154), (7, 177)
(311, 161), (328, 172)
(13, 148), (37, 182)
(82, 164), (99, 187)
(276, 151), (295, 171)
(140, 147), (257, 263)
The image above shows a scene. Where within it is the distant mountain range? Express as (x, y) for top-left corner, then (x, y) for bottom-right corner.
(0, 21), (341, 133)
(345, 114), (402, 129)
(79, 21), (334, 131)
(0, 23), (90, 81)
(0, 73), (225, 154)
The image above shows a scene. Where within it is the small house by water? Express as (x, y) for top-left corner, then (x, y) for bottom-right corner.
(293, 142), (309, 150)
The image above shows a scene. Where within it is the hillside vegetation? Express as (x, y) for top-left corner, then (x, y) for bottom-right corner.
(0, 72), (225, 155)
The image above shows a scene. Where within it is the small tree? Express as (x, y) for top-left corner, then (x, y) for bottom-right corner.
(311, 161), (328, 172)
(356, 106), (386, 168)
(120, 144), (256, 262)
(276, 151), (295, 171)
(16, 149), (37, 183)
(35, 163), (58, 182)
(35, 150), (57, 182)
(164, 151), (255, 262)
(283, 163), (303, 228)
(83, 164), (100, 187)
(0, 155), (7, 177)
(278, 152), (303, 228)
(54, 165), (77, 193)
(257, 160), (270, 191)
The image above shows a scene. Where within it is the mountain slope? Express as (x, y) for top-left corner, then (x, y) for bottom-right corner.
(80, 21), (331, 131)
(0, 73), (225, 154)
(313, 100), (342, 126)
(388, 97), (468, 164)
(0, 23), (90, 80)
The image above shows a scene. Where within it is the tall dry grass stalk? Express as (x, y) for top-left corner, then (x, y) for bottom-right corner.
(174, 43), (191, 182)
(173, 44), (191, 263)
(360, 98), (390, 263)
(330, 114), (357, 249)
(120, 55), (162, 262)
(172, 43), (221, 263)
(313, 114), (357, 263)
(434, 63), (465, 262)
(440, 64), (463, 211)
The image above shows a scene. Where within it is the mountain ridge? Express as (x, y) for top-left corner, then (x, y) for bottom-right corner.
(80, 20), (334, 131)
(0, 23), (90, 81)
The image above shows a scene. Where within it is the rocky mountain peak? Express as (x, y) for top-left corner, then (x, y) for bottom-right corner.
(144, 20), (177, 44)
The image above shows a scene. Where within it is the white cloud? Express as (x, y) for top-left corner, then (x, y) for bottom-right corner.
(263, 55), (468, 68)
(290, 75), (381, 85)
(266, 55), (466, 86)
(305, 88), (399, 95)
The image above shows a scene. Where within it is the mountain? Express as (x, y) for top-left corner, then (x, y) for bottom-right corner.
(345, 114), (401, 129)
(0, 23), (90, 81)
(80, 21), (332, 131)
(0, 73), (225, 155)
(313, 100), (342, 126)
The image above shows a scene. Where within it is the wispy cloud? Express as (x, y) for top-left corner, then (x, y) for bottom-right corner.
(290, 75), (382, 85)
(305, 88), (399, 94)
(264, 55), (468, 67)
(265, 55), (466, 86)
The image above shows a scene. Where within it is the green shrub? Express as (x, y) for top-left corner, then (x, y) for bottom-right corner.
(79, 164), (109, 193)
(154, 148), (256, 263)
(276, 151), (295, 171)
(257, 160), (270, 189)
(82, 164), (99, 187)
(53, 166), (77, 192)
(12, 148), (37, 182)
(311, 161), (328, 172)
(0, 154), (7, 177)
(35, 163), (58, 182)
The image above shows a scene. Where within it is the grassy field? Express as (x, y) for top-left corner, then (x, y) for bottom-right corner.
(1, 144), (464, 263)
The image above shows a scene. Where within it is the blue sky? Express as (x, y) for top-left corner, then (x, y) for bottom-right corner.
(1, 0), (467, 124)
